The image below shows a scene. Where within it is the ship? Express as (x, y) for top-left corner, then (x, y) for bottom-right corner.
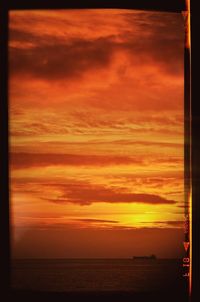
(132, 254), (157, 260)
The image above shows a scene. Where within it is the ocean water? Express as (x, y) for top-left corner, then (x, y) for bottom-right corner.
(11, 258), (184, 293)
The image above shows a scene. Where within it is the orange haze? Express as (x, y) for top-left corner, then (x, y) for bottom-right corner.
(9, 9), (184, 258)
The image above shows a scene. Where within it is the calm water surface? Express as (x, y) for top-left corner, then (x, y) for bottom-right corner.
(11, 258), (183, 292)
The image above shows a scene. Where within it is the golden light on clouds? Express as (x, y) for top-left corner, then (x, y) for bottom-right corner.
(9, 9), (184, 258)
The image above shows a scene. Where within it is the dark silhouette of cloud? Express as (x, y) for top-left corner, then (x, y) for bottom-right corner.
(42, 181), (176, 205)
(9, 12), (184, 80)
(142, 220), (184, 228)
(72, 218), (119, 224)
(10, 152), (144, 169)
(9, 36), (115, 80)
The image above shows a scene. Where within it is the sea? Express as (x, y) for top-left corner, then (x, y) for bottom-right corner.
(11, 258), (186, 294)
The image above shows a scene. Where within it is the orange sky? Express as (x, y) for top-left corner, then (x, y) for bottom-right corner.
(9, 9), (185, 258)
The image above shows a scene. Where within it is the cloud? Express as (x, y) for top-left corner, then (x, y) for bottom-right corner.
(9, 11), (184, 115)
(142, 220), (184, 227)
(9, 108), (184, 139)
(142, 220), (184, 229)
(123, 12), (184, 75)
(164, 221), (184, 226)
(177, 204), (189, 209)
(9, 36), (115, 80)
(108, 140), (182, 148)
(42, 181), (176, 205)
(9, 11), (184, 81)
(71, 111), (183, 128)
(10, 152), (144, 169)
(71, 218), (119, 224)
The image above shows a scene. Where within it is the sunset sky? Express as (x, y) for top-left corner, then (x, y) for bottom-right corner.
(9, 9), (185, 258)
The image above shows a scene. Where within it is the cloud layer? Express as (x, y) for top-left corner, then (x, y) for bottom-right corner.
(10, 152), (144, 169)
(9, 9), (184, 258)
(41, 181), (176, 205)
(9, 11), (184, 81)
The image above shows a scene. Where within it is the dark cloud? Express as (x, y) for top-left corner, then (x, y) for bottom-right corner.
(9, 12), (184, 80)
(72, 218), (119, 224)
(42, 181), (176, 205)
(9, 36), (114, 80)
(165, 221), (184, 226)
(142, 220), (184, 227)
(123, 11), (184, 75)
(10, 151), (182, 173)
(10, 152), (143, 169)
(9, 28), (35, 43)
(177, 204), (189, 208)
